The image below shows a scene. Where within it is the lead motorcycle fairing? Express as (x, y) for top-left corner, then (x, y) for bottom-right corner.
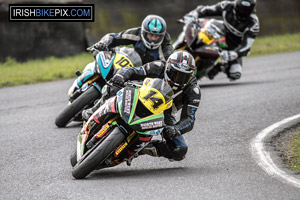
(71, 78), (174, 179)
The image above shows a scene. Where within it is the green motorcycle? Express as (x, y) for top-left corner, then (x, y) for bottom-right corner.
(71, 78), (174, 179)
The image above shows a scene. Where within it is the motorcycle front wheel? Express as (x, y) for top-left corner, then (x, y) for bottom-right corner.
(70, 150), (77, 167)
(55, 86), (100, 128)
(71, 127), (126, 179)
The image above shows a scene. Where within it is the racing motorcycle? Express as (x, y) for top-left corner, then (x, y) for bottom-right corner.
(174, 18), (228, 79)
(71, 78), (174, 179)
(55, 47), (142, 128)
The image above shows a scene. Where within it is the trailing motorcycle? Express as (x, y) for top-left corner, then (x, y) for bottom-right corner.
(71, 78), (174, 179)
(174, 18), (228, 79)
(55, 47), (142, 128)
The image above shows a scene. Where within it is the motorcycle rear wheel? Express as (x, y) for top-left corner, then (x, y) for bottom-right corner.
(55, 86), (100, 128)
(71, 127), (125, 179)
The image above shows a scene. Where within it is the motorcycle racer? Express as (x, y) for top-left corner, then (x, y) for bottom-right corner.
(110, 50), (201, 161)
(91, 14), (173, 64)
(175, 0), (260, 81)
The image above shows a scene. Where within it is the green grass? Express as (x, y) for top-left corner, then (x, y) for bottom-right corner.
(0, 53), (92, 88)
(0, 32), (300, 88)
(285, 131), (300, 172)
(249, 33), (300, 57)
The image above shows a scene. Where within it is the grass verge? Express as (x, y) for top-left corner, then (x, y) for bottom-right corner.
(250, 33), (300, 57)
(285, 130), (300, 172)
(0, 53), (92, 88)
(0, 32), (300, 88)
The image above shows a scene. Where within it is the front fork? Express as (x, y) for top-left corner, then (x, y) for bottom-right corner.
(68, 61), (101, 102)
(68, 80), (102, 106)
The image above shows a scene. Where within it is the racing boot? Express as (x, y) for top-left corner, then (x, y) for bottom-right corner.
(139, 141), (160, 157)
(141, 139), (187, 161)
(82, 84), (121, 121)
(207, 64), (221, 80)
(81, 85), (113, 121)
(81, 100), (102, 121)
(82, 108), (95, 121)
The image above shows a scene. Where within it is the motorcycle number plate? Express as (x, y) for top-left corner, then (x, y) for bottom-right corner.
(113, 53), (134, 69)
(198, 30), (214, 45)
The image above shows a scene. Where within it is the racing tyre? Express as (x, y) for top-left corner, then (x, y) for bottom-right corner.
(55, 86), (100, 127)
(70, 150), (77, 167)
(72, 127), (125, 179)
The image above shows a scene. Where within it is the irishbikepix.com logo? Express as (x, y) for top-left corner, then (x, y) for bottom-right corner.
(9, 4), (94, 22)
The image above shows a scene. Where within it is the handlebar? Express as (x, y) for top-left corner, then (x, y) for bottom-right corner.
(106, 80), (142, 89)
(86, 45), (113, 53)
(86, 46), (99, 53)
(105, 80), (123, 89)
(176, 19), (185, 24)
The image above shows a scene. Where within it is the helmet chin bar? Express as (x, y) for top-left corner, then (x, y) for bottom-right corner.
(141, 33), (162, 50)
(144, 40), (161, 50)
(148, 42), (155, 49)
(166, 78), (181, 91)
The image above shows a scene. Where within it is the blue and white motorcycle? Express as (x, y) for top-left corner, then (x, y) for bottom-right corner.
(55, 47), (142, 127)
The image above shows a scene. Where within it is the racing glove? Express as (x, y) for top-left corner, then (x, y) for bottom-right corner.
(163, 125), (181, 139)
(88, 42), (109, 57)
(94, 42), (109, 51)
(219, 50), (238, 62)
(183, 15), (196, 24)
(111, 74), (126, 86)
(184, 9), (198, 22)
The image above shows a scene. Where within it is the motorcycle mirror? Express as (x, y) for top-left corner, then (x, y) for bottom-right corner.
(176, 19), (185, 24)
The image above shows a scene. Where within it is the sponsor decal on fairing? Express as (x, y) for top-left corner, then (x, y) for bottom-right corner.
(124, 90), (132, 114)
(140, 121), (163, 130)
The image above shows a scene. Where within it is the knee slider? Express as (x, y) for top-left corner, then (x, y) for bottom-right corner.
(228, 72), (241, 80)
(228, 63), (242, 80)
(172, 146), (188, 161)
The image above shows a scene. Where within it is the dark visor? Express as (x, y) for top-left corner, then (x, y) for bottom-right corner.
(167, 64), (193, 86)
(237, 4), (253, 17)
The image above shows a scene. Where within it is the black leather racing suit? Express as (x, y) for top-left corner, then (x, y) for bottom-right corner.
(191, 1), (259, 57)
(98, 27), (174, 64)
(186, 1), (260, 79)
(116, 60), (201, 160)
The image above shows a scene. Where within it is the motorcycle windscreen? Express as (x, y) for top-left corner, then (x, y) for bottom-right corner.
(185, 23), (198, 47)
(200, 19), (227, 49)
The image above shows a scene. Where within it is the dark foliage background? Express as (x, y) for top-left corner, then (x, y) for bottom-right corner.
(1, 0), (299, 61)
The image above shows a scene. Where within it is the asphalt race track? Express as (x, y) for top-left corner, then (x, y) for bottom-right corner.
(1, 51), (300, 200)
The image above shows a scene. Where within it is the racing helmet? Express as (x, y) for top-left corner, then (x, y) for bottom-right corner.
(141, 15), (167, 50)
(235, 0), (256, 20)
(164, 50), (196, 90)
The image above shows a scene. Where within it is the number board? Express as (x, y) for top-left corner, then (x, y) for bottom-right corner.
(113, 53), (134, 69)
